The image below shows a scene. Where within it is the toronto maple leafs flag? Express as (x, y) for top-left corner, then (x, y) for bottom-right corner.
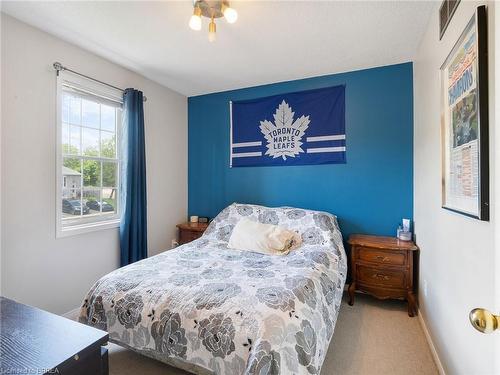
(230, 85), (345, 167)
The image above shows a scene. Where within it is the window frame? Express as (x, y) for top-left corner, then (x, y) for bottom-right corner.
(56, 72), (123, 238)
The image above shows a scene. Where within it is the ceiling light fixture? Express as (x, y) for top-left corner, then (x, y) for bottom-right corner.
(208, 16), (217, 43)
(189, 5), (202, 31)
(221, 3), (238, 24)
(188, 0), (237, 41)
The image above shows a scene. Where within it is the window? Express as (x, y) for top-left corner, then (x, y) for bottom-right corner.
(57, 72), (123, 237)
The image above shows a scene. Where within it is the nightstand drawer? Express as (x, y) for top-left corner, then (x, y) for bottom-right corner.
(179, 231), (202, 244)
(177, 222), (209, 245)
(357, 247), (406, 266)
(357, 265), (406, 288)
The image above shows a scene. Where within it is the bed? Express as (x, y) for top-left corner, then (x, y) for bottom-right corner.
(79, 203), (347, 374)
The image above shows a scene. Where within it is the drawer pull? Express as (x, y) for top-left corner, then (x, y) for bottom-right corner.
(375, 255), (389, 262)
(372, 273), (390, 280)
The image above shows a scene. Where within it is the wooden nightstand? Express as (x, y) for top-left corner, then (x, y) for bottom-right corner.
(176, 222), (209, 245)
(347, 234), (418, 317)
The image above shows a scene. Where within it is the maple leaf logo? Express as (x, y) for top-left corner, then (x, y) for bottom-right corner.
(259, 100), (310, 160)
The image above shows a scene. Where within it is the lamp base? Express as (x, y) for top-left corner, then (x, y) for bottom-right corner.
(195, 0), (227, 19)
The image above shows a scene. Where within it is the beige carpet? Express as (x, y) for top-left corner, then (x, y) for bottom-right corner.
(107, 293), (438, 375)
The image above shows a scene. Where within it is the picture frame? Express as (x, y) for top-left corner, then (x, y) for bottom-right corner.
(439, 0), (461, 40)
(440, 5), (489, 220)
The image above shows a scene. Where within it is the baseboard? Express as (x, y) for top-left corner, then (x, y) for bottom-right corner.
(62, 307), (80, 321)
(418, 309), (446, 375)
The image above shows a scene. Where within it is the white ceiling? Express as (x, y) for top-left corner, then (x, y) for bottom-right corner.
(1, 1), (436, 96)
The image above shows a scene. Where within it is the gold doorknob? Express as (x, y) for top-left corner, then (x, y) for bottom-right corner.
(469, 308), (500, 334)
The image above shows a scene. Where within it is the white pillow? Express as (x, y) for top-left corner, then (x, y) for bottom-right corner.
(228, 218), (302, 255)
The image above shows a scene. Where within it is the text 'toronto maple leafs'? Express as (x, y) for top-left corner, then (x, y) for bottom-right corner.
(259, 100), (310, 160)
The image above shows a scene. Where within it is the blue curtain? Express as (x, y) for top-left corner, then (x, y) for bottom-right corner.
(120, 88), (147, 266)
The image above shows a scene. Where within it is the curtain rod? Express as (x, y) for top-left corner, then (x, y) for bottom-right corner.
(53, 62), (147, 102)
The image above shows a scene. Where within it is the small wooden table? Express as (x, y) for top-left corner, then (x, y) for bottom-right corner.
(177, 222), (209, 245)
(0, 297), (109, 374)
(347, 234), (419, 317)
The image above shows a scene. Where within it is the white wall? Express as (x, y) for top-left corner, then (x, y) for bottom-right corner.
(414, 2), (499, 374)
(0, 14), (188, 314)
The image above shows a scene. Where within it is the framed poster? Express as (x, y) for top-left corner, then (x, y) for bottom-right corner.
(440, 5), (489, 220)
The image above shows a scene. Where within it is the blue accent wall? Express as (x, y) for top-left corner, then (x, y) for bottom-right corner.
(188, 63), (413, 237)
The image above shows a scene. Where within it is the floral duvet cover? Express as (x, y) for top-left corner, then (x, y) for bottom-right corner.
(79, 203), (347, 375)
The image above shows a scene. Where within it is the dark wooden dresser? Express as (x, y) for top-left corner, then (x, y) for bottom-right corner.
(177, 222), (209, 245)
(0, 297), (109, 374)
(347, 234), (419, 317)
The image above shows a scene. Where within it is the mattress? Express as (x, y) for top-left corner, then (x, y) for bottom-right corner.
(79, 203), (347, 374)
